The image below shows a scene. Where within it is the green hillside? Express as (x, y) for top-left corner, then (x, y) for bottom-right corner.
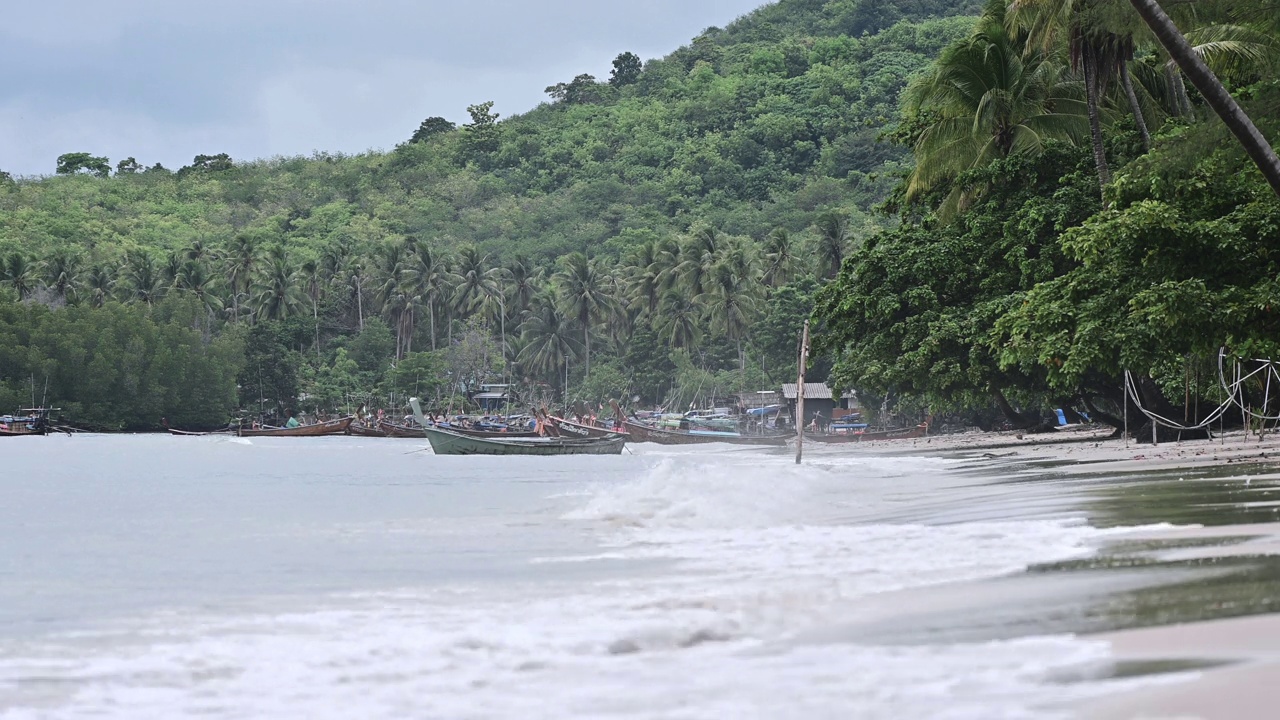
(0, 0), (981, 429)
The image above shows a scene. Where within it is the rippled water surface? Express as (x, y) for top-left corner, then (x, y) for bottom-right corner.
(0, 435), (1179, 719)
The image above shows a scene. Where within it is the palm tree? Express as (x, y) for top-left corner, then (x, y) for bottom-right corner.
(518, 289), (582, 386)
(699, 257), (761, 371)
(655, 289), (703, 349)
(814, 212), (850, 279)
(1127, 0), (1280, 198)
(176, 259), (225, 322)
(554, 251), (613, 379)
(3, 253), (40, 301)
(122, 252), (163, 306)
(622, 240), (665, 318)
(904, 8), (1089, 212)
(451, 245), (500, 318)
(252, 247), (304, 321)
(413, 243), (452, 350)
(763, 228), (796, 288)
(676, 226), (719, 298)
(299, 258), (324, 353)
(225, 234), (259, 324)
(506, 255), (540, 318)
(85, 264), (115, 307)
(44, 249), (81, 304)
(375, 240), (419, 357)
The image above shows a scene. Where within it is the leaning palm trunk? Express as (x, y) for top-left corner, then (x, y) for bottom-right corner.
(1128, 0), (1280, 199)
(1120, 62), (1151, 151)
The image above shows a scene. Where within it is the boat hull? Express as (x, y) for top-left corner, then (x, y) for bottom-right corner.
(622, 420), (788, 446)
(238, 416), (354, 437)
(423, 425), (625, 456)
(548, 416), (628, 439)
(805, 425), (927, 443)
(348, 422), (388, 438)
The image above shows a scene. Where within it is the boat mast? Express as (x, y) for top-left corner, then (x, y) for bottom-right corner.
(796, 319), (809, 465)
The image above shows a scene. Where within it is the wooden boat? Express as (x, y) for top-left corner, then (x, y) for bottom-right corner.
(805, 424), (928, 443)
(377, 420), (426, 438)
(163, 418), (233, 436)
(421, 424), (626, 456)
(445, 424), (541, 439)
(548, 416), (627, 439)
(0, 409), (50, 437)
(622, 419), (789, 447)
(348, 421), (388, 437)
(238, 416), (354, 437)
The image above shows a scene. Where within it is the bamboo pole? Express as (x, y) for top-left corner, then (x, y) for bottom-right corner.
(796, 320), (809, 465)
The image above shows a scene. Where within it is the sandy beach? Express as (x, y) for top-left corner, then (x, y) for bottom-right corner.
(821, 426), (1280, 719)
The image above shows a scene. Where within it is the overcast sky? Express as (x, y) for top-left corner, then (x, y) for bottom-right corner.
(1, 0), (768, 177)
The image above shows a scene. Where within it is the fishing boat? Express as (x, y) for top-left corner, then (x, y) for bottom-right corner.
(237, 416), (354, 437)
(0, 409), (50, 437)
(622, 419), (789, 447)
(547, 416), (627, 439)
(375, 420), (425, 438)
(420, 424), (626, 456)
(162, 418), (233, 436)
(348, 421), (388, 437)
(445, 424), (541, 439)
(805, 424), (928, 443)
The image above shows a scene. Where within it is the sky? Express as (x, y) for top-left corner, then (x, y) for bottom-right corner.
(1, 0), (769, 177)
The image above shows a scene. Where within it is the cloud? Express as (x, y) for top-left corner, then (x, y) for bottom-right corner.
(0, 0), (766, 175)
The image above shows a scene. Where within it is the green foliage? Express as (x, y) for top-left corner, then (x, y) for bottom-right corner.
(410, 117), (456, 143)
(55, 152), (111, 178)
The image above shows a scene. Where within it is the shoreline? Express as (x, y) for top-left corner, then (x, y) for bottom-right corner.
(836, 426), (1280, 719)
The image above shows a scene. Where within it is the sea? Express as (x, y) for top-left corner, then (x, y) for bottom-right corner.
(0, 435), (1183, 719)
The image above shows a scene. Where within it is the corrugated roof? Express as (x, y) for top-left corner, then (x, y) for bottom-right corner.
(780, 383), (856, 400)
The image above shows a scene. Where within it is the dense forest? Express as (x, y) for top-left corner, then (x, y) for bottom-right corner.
(3, 0), (1279, 436)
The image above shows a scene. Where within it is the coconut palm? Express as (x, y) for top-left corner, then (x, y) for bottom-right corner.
(1127, 0), (1280, 198)
(451, 245), (500, 317)
(655, 289), (703, 349)
(699, 258), (762, 371)
(763, 228), (796, 288)
(44, 249), (81, 303)
(299, 258), (324, 353)
(814, 212), (851, 279)
(252, 247), (304, 321)
(122, 252), (163, 306)
(554, 251), (613, 379)
(85, 264), (116, 308)
(413, 243), (452, 350)
(622, 240), (665, 318)
(675, 226), (720, 298)
(904, 8), (1089, 212)
(175, 260), (225, 321)
(518, 289), (582, 385)
(225, 234), (259, 323)
(3, 253), (40, 301)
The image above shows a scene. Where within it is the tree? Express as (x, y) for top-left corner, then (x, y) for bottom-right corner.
(519, 290), (581, 385)
(1127, 0), (1280, 199)
(545, 74), (604, 104)
(55, 152), (111, 177)
(410, 117), (456, 143)
(814, 211), (849, 279)
(3, 253), (40, 300)
(554, 251), (612, 378)
(182, 153), (234, 174)
(461, 101), (502, 157)
(903, 7), (1089, 213)
(253, 247), (304, 321)
(122, 252), (163, 306)
(225, 235), (259, 324)
(115, 157), (142, 174)
(610, 52), (643, 87)
(44, 249), (81, 304)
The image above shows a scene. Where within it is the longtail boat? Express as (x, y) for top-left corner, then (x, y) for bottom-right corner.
(446, 424), (541, 439)
(622, 419), (789, 447)
(348, 421), (388, 437)
(548, 416), (627, 439)
(421, 424), (626, 456)
(805, 424), (928, 443)
(163, 417), (233, 436)
(238, 416), (354, 437)
(377, 420), (425, 438)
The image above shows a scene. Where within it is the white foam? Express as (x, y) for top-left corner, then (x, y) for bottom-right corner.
(0, 451), (1166, 719)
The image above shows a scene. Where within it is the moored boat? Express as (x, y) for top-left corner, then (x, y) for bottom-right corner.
(348, 421), (388, 437)
(420, 424), (626, 456)
(0, 409), (51, 437)
(547, 416), (627, 439)
(805, 424), (928, 443)
(622, 419), (789, 446)
(238, 416), (354, 437)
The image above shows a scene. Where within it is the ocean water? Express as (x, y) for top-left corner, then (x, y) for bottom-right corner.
(0, 436), (1168, 719)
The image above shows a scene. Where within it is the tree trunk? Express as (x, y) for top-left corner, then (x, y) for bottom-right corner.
(356, 277), (364, 331)
(990, 385), (1035, 429)
(584, 325), (591, 379)
(1129, 0), (1280, 199)
(1120, 61), (1151, 151)
(429, 299), (436, 351)
(1083, 49), (1112, 194)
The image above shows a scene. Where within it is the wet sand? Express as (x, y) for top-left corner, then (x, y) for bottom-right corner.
(829, 426), (1280, 719)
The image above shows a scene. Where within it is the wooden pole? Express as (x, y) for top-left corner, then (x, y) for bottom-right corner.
(796, 320), (810, 465)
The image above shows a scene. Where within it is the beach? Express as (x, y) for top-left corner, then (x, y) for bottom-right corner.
(822, 425), (1280, 719)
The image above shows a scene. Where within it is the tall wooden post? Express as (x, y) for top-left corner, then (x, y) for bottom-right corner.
(796, 320), (810, 465)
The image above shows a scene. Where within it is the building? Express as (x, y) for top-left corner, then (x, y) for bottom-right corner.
(471, 384), (511, 412)
(780, 383), (858, 428)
